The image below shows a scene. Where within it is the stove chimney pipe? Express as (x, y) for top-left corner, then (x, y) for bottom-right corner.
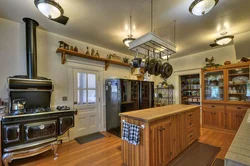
(23, 18), (39, 79)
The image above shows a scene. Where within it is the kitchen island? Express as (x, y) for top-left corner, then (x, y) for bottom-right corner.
(119, 104), (200, 166)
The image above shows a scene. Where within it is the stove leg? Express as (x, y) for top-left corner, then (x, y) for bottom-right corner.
(2, 153), (13, 166)
(51, 142), (58, 160)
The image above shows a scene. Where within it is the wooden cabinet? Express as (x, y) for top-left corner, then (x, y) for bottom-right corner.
(150, 119), (171, 166)
(225, 106), (246, 131)
(202, 62), (250, 132)
(202, 104), (225, 129)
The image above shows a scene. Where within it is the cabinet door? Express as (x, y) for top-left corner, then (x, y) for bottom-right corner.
(171, 113), (187, 159)
(225, 111), (237, 130)
(212, 111), (224, 128)
(150, 120), (171, 166)
(236, 112), (245, 130)
(203, 70), (225, 102)
(202, 110), (213, 126)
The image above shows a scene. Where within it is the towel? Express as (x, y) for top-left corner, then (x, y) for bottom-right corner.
(122, 121), (130, 141)
(128, 124), (140, 145)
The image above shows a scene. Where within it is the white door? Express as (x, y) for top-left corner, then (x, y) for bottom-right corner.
(73, 69), (100, 138)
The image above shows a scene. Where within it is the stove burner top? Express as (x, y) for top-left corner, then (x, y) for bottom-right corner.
(10, 107), (52, 115)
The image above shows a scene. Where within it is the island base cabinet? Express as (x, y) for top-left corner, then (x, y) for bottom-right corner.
(121, 107), (200, 166)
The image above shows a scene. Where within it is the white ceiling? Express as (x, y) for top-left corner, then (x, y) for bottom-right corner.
(0, 0), (250, 58)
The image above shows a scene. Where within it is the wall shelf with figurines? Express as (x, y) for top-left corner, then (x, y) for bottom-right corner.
(56, 41), (130, 71)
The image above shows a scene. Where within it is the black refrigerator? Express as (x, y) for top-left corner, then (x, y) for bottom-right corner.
(105, 79), (154, 137)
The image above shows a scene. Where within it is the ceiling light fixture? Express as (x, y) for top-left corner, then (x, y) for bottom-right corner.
(215, 35), (234, 45)
(123, 15), (135, 47)
(189, 0), (219, 16)
(34, 0), (64, 19)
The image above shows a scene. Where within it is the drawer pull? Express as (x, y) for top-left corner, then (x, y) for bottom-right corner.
(237, 107), (242, 109)
(190, 123), (192, 126)
(190, 135), (193, 138)
(159, 128), (165, 131)
(211, 105), (215, 108)
(179, 114), (182, 116)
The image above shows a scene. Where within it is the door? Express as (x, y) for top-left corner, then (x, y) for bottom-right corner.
(140, 81), (149, 109)
(74, 69), (100, 138)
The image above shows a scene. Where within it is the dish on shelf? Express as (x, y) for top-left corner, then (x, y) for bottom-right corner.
(229, 97), (240, 101)
(232, 76), (248, 84)
(229, 81), (233, 84)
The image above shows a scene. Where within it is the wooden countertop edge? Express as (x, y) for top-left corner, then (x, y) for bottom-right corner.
(119, 105), (200, 123)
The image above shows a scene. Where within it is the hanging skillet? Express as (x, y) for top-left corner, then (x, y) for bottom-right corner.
(163, 63), (173, 79)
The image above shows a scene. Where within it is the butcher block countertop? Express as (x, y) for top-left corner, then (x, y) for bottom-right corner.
(119, 104), (200, 122)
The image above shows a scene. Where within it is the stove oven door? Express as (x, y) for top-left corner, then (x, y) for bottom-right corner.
(3, 124), (21, 144)
(59, 116), (74, 135)
(24, 120), (57, 142)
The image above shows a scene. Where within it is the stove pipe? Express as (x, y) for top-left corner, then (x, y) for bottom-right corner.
(23, 18), (39, 79)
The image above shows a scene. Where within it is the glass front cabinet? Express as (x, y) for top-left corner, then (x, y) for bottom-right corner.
(202, 66), (250, 103)
(202, 63), (250, 132)
(227, 66), (250, 103)
(203, 70), (225, 102)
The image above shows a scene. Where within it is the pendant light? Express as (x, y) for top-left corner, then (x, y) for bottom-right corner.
(215, 32), (234, 45)
(189, 0), (219, 16)
(123, 15), (135, 47)
(34, 0), (64, 19)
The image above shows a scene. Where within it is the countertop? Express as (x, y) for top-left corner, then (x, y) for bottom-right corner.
(119, 104), (200, 122)
(225, 109), (250, 166)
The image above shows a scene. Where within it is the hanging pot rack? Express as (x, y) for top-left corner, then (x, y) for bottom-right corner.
(129, 0), (177, 59)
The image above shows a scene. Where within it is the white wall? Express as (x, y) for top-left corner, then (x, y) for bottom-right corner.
(0, 18), (132, 106)
(155, 45), (238, 103)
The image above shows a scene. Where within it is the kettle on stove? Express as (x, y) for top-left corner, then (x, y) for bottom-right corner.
(12, 99), (26, 111)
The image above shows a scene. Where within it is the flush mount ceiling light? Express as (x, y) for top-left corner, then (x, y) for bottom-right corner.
(215, 35), (234, 45)
(34, 0), (64, 19)
(189, 0), (219, 16)
(123, 15), (135, 47)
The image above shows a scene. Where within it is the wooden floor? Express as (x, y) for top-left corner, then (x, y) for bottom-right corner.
(11, 128), (235, 166)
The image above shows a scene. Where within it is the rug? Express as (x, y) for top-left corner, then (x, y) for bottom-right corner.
(75, 132), (105, 145)
(168, 142), (221, 166)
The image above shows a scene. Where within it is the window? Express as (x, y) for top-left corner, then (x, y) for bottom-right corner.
(76, 72), (97, 105)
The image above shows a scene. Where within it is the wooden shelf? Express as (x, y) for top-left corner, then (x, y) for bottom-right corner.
(229, 93), (246, 95)
(121, 101), (135, 105)
(229, 73), (249, 76)
(229, 83), (247, 85)
(182, 89), (200, 91)
(56, 48), (130, 71)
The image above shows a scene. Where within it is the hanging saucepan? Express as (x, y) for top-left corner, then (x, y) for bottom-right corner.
(163, 63), (173, 79)
(148, 59), (156, 74)
(161, 62), (167, 78)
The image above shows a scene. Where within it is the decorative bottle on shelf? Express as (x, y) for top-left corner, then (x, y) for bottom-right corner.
(86, 47), (90, 55)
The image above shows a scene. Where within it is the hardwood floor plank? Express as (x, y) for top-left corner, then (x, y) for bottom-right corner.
(11, 128), (235, 166)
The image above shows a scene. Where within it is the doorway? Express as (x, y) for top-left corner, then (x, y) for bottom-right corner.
(73, 69), (101, 138)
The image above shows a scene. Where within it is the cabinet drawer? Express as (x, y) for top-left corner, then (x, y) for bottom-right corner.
(187, 120), (194, 129)
(187, 111), (194, 120)
(203, 104), (225, 110)
(226, 105), (249, 112)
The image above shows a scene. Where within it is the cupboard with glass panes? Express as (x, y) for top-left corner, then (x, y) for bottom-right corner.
(202, 62), (250, 132)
